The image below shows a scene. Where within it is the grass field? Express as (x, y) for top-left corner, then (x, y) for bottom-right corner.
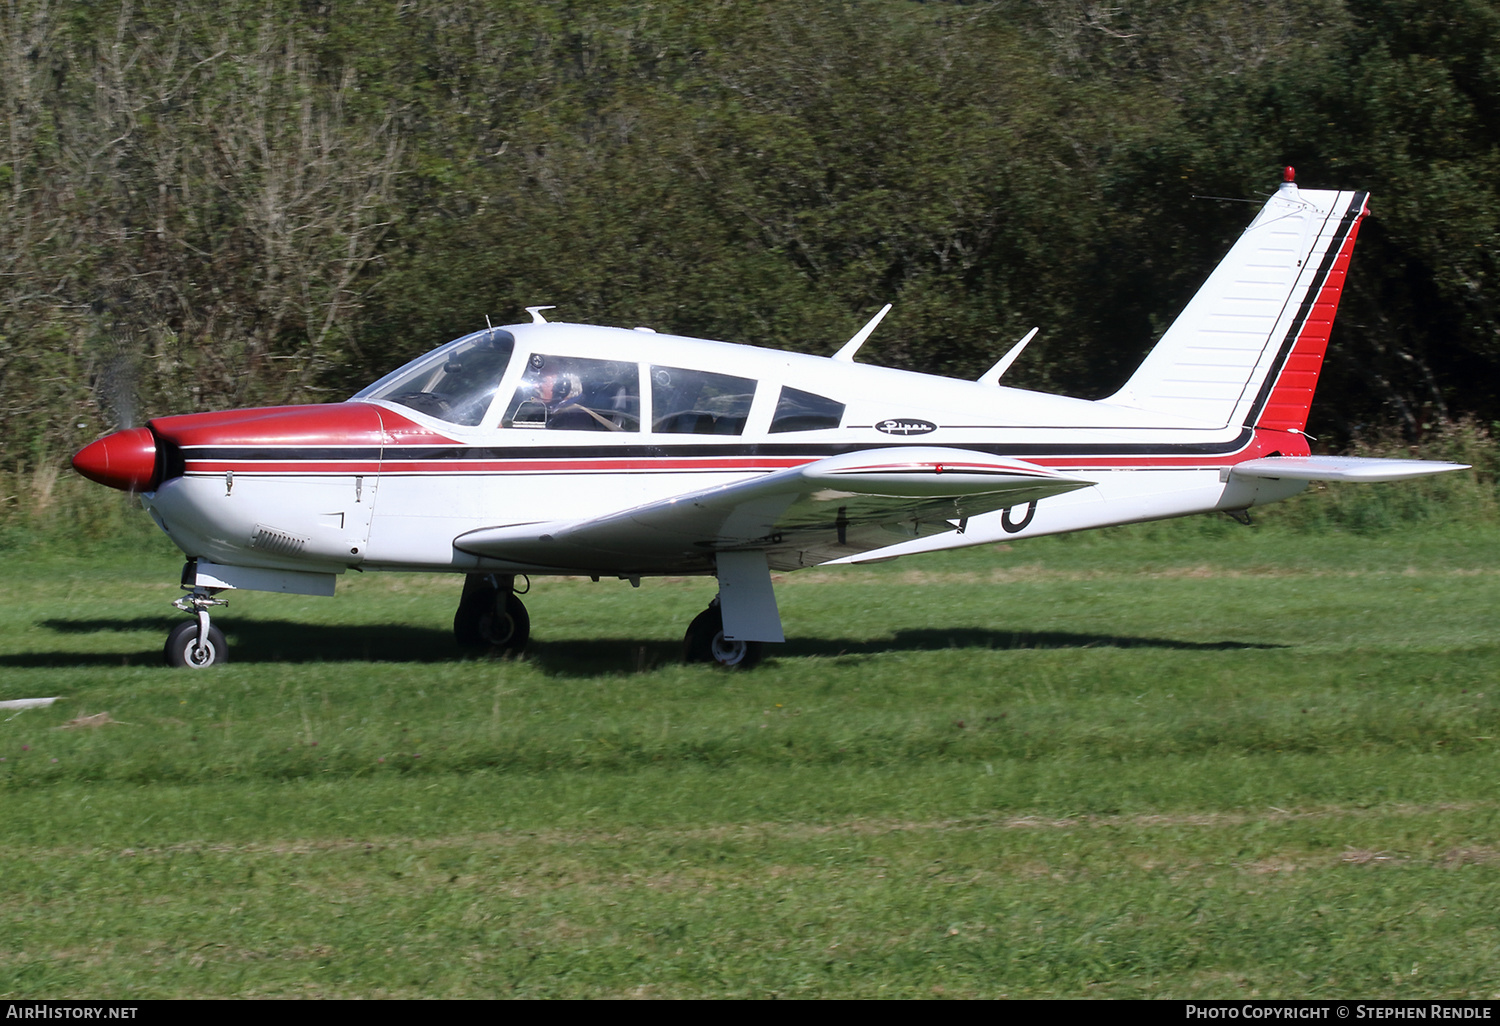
(2, 494), (1499, 998)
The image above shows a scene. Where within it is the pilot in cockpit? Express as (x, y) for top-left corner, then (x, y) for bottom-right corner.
(504, 356), (582, 428)
(505, 355), (638, 430)
(532, 368), (584, 413)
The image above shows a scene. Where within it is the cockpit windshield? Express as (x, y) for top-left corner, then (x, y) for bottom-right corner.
(354, 329), (517, 426)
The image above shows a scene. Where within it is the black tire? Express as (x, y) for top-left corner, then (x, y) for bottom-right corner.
(482, 592), (530, 653)
(683, 606), (763, 669)
(164, 621), (228, 668)
(455, 587), (530, 654)
(454, 585), (495, 647)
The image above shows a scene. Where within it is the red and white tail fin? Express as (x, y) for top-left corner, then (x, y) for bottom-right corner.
(1106, 169), (1369, 434)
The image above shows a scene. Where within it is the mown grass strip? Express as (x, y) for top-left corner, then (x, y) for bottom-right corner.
(2, 516), (1498, 996)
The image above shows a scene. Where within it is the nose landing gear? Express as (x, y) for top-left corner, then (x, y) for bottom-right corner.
(166, 587), (229, 668)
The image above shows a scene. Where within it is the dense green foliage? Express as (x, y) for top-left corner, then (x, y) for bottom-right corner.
(4, 0), (1500, 471)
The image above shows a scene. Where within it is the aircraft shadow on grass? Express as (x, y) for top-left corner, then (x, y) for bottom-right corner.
(19, 618), (458, 668)
(530, 630), (1284, 676)
(10, 618), (1283, 671)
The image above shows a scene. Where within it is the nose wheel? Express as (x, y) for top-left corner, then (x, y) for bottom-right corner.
(683, 600), (763, 669)
(166, 586), (229, 668)
(165, 620), (228, 668)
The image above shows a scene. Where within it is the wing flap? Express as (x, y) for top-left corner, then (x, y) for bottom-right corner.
(453, 447), (1092, 572)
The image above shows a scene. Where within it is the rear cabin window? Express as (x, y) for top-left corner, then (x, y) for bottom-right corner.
(502, 354), (640, 431)
(769, 386), (844, 432)
(651, 367), (757, 435)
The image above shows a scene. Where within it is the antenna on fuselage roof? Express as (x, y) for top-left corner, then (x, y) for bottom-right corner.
(831, 303), (893, 363)
(525, 305), (556, 324)
(977, 327), (1039, 387)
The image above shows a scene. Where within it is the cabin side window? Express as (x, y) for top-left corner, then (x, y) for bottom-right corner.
(502, 354), (640, 431)
(769, 386), (844, 432)
(650, 367), (757, 435)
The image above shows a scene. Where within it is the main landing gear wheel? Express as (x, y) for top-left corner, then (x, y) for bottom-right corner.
(454, 575), (531, 655)
(164, 621), (228, 668)
(683, 604), (763, 670)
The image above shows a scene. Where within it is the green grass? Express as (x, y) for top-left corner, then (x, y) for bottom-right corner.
(2, 501), (1500, 997)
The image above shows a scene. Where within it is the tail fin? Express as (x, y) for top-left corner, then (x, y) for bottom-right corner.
(1106, 170), (1369, 433)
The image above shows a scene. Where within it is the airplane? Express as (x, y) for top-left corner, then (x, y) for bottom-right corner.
(72, 168), (1469, 669)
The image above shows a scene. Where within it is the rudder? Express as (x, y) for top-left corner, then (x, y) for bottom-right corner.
(1106, 170), (1369, 435)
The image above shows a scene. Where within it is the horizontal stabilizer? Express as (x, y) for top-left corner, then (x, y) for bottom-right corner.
(1229, 455), (1470, 483)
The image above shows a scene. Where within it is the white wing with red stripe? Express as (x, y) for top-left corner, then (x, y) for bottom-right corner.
(453, 446), (1093, 572)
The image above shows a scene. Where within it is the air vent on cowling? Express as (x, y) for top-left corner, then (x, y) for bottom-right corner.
(251, 525), (307, 556)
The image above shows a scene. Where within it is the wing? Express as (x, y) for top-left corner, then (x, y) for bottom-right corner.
(453, 446), (1093, 573)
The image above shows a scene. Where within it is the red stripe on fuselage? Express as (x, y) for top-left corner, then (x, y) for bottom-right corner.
(166, 403), (1302, 480)
(187, 462), (384, 475)
(182, 456), (816, 476)
(829, 463), (1052, 477)
(181, 441), (1301, 478)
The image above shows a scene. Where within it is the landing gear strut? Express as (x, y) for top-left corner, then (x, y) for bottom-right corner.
(166, 583), (229, 668)
(683, 598), (763, 669)
(455, 573), (530, 654)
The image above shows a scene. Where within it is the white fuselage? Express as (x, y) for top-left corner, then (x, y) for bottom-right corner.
(139, 321), (1307, 584)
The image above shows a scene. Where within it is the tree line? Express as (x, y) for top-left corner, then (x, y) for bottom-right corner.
(3, 0), (1497, 471)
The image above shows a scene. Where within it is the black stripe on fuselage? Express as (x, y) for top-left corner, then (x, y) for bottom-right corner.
(184, 429), (1255, 464)
(184, 447), (380, 461)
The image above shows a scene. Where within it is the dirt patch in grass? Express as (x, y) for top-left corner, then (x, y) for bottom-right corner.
(57, 711), (125, 729)
(9, 800), (1491, 866)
